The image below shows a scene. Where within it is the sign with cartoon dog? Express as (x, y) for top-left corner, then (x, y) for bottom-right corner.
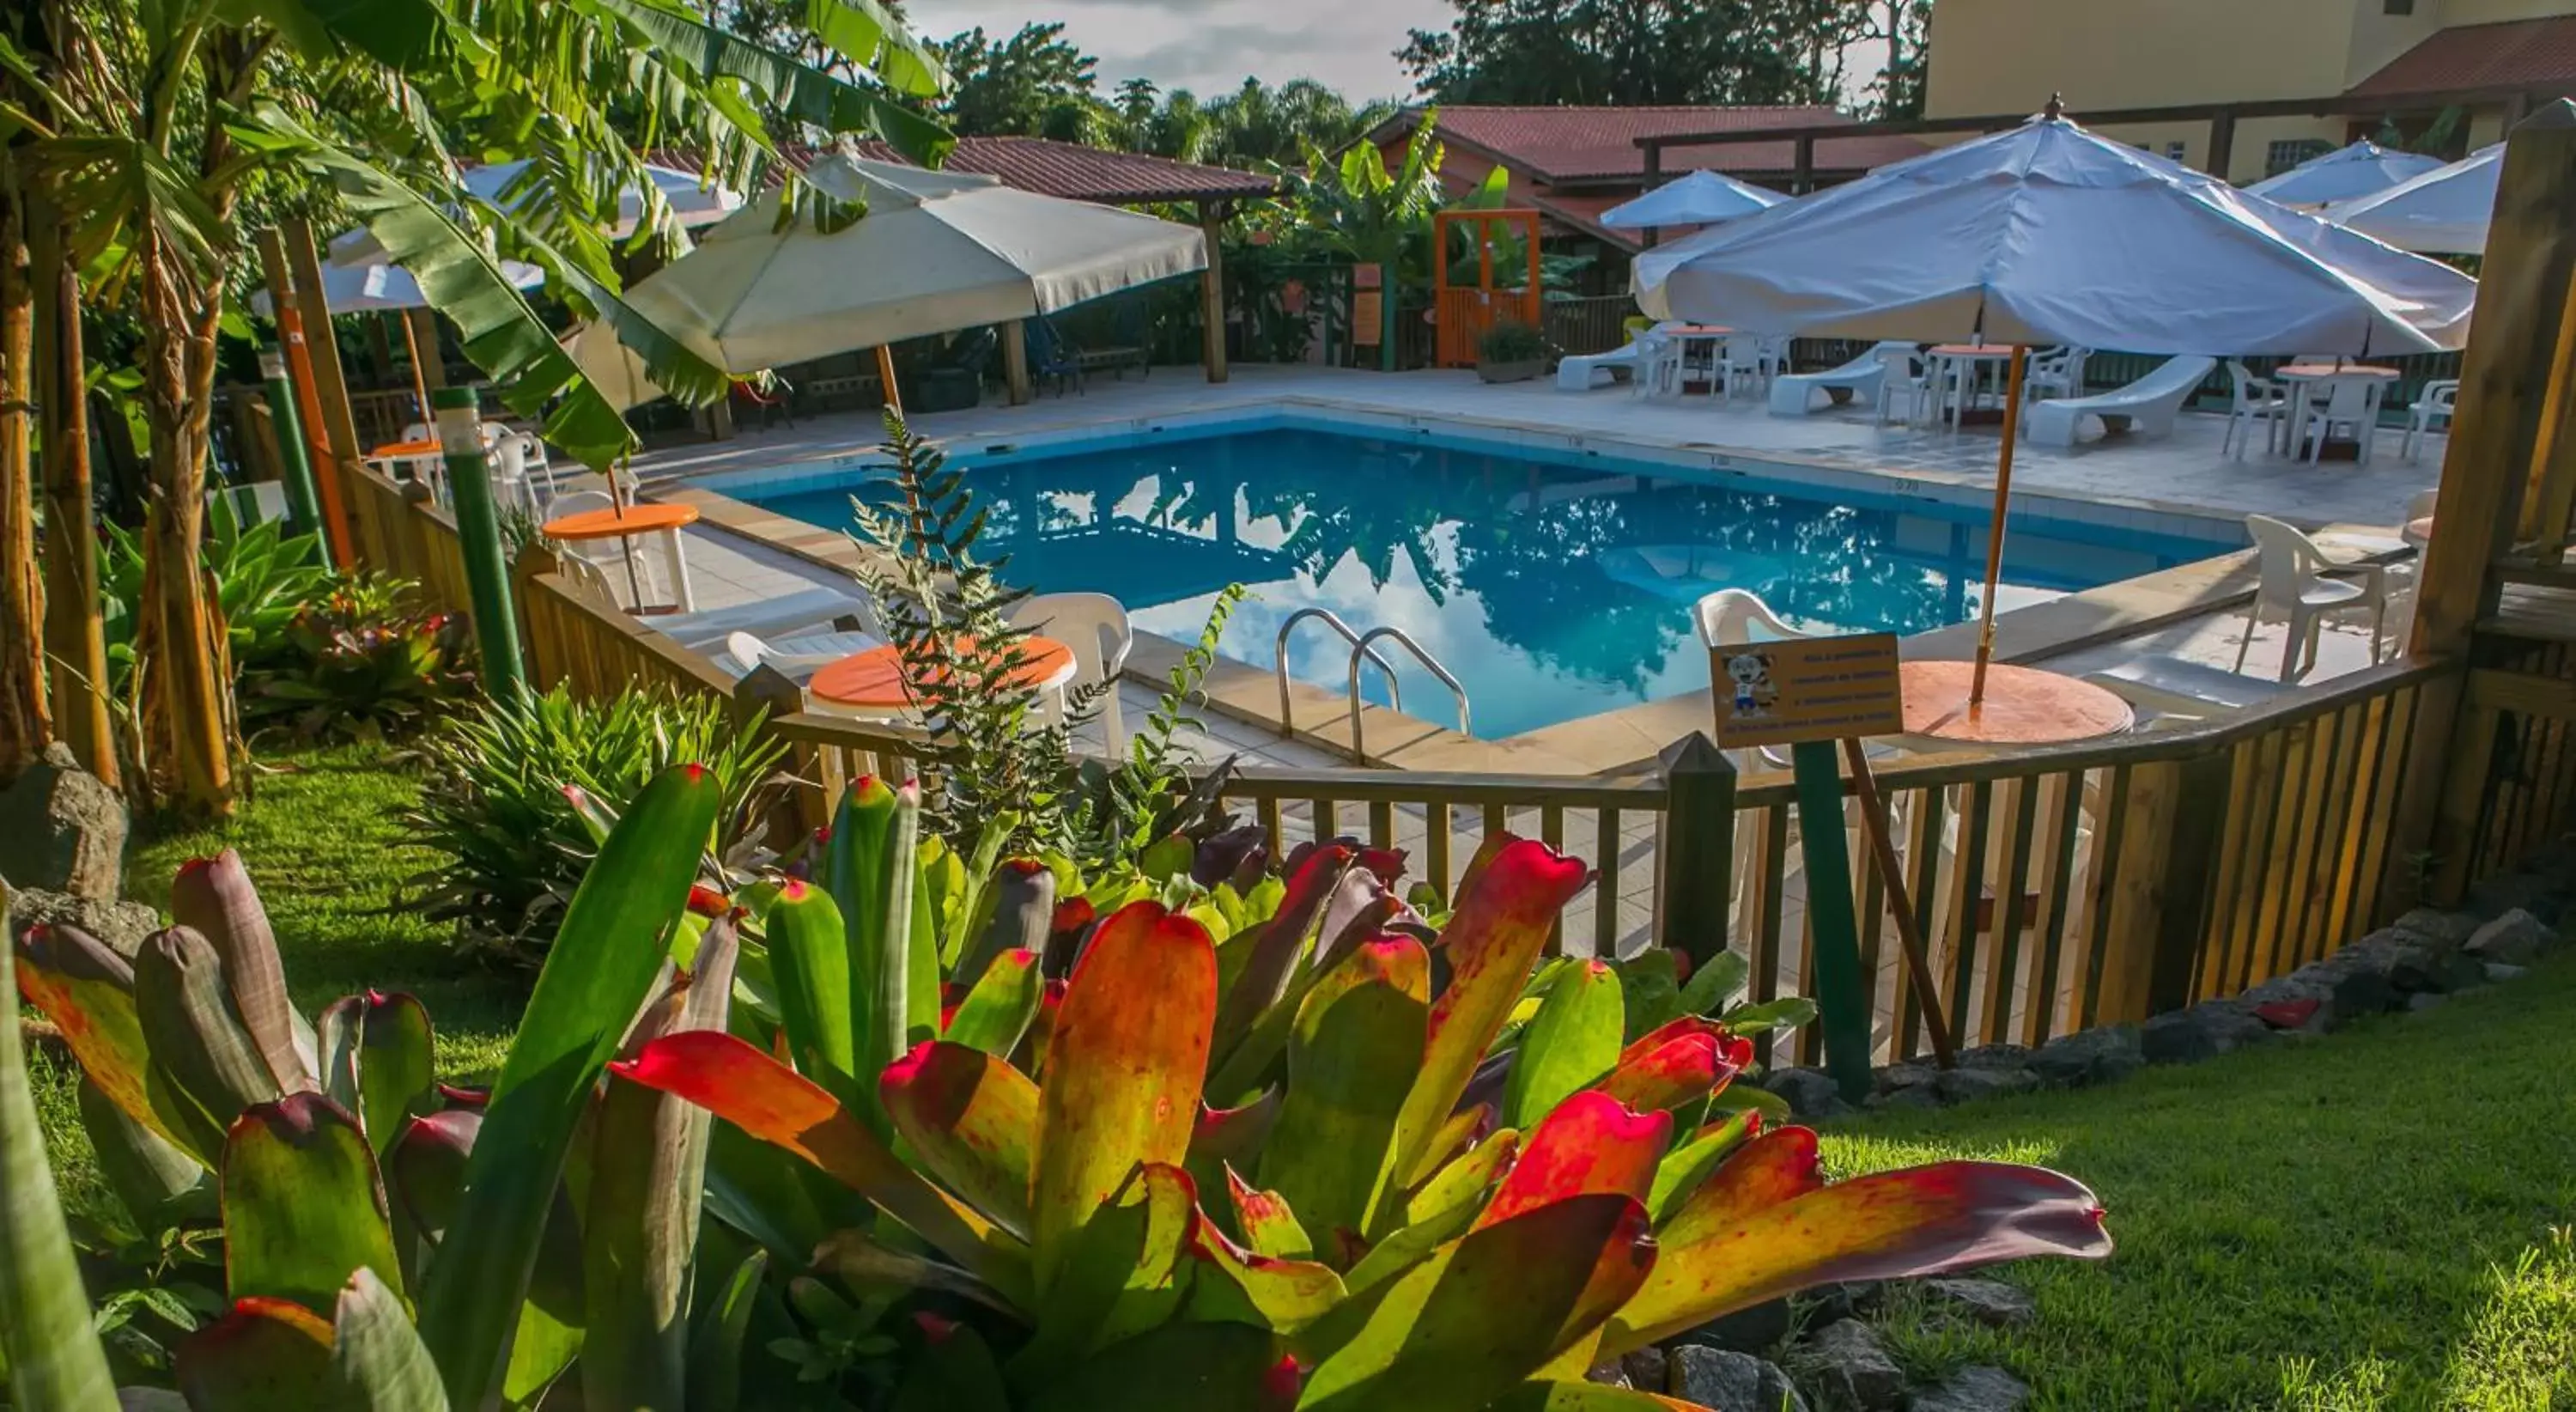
(1710, 632), (1904, 748)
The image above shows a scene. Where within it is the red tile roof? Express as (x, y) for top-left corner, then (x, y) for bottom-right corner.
(2346, 15), (2576, 99)
(1390, 105), (1928, 181)
(844, 136), (1275, 204)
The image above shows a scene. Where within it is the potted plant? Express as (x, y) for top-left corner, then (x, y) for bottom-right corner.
(1477, 318), (1552, 383)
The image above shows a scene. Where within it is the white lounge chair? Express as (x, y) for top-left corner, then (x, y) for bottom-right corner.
(2083, 654), (2289, 720)
(1771, 342), (1911, 417)
(2026, 355), (2217, 447)
(1557, 321), (1672, 393)
(655, 585), (879, 651)
(714, 629), (883, 682)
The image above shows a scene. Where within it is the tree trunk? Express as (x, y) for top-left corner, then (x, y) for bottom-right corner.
(135, 232), (234, 816)
(0, 174), (52, 785)
(29, 195), (114, 788)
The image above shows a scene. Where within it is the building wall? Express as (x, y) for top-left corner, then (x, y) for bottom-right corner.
(1923, 0), (2360, 117)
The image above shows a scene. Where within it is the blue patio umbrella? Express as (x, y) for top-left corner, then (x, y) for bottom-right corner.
(1600, 169), (1785, 230)
(2245, 140), (2445, 208)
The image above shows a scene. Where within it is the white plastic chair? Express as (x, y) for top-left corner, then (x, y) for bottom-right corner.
(2400, 488), (2439, 550)
(1875, 350), (1936, 427)
(2022, 346), (2091, 403)
(2297, 378), (2385, 465)
(2221, 361), (2287, 460)
(2238, 514), (2383, 683)
(1717, 337), (1771, 401)
(1007, 592), (1134, 750)
(2402, 380), (2458, 461)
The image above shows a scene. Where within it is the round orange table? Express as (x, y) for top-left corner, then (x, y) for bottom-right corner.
(543, 503), (702, 612)
(369, 438), (441, 460)
(1899, 660), (2134, 746)
(810, 635), (1076, 710)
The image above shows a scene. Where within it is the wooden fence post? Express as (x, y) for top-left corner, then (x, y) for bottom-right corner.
(398, 482), (437, 595)
(735, 666), (826, 838)
(1654, 733), (1736, 971)
(2146, 752), (2234, 1015)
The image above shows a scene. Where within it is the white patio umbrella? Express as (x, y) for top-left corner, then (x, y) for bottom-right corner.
(568, 152), (1206, 411)
(1633, 106), (2476, 723)
(329, 160), (744, 265)
(1600, 169), (1785, 230)
(2324, 143), (2500, 256)
(251, 257), (545, 425)
(2244, 140), (2445, 208)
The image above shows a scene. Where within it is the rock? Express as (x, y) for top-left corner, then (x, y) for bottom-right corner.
(2482, 961), (2530, 983)
(1765, 1067), (1855, 1119)
(1620, 1348), (1668, 1397)
(2388, 942), (2488, 995)
(2392, 907), (2480, 948)
(2464, 909), (2553, 966)
(1800, 1282), (1885, 1326)
(1793, 1320), (1907, 1411)
(2307, 954), (2398, 1021)
(2407, 991), (2448, 1012)
(1681, 1298), (1793, 1355)
(1923, 1277), (2036, 1328)
(1953, 1044), (2034, 1071)
(1906, 1366), (2032, 1412)
(1586, 1358), (1633, 1389)
(1934, 1066), (2040, 1105)
(1671, 1346), (1809, 1411)
(2029, 1024), (2142, 1087)
(1876, 1062), (1941, 1093)
(7, 887), (161, 958)
(1872, 1085), (1945, 1111)
(0, 743), (128, 901)
(2140, 1003), (2271, 1065)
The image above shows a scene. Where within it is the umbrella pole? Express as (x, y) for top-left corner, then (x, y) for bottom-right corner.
(1968, 344), (2029, 710)
(877, 344), (904, 418)
(398, 311), (431, 426)
(611, 453), (646, 610)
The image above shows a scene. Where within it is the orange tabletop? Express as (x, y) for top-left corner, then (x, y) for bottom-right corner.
(2275, 363), (2400, 378)
(1899, 660), (2135, 745)
(2408, 515), (2434, 541)
(542, 502), (701, 542)
(1928, 344), (2011, 357)
(810, 635), (1076, 709)
(369, 438), (441, 460)
(1668, 325), (1733, 335)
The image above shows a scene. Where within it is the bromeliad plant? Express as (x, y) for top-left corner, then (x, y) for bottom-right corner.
(614, 777), (2117, 1409)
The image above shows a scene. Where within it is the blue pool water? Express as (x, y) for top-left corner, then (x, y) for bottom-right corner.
(743, 423), (2241, 739)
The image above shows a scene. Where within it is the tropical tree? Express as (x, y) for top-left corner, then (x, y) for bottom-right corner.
(1397, 0), (1874, 106)
(0, 0), (951, 816)
(1273, 113), (1448, 362)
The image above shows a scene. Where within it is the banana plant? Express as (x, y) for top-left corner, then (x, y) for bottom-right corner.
(10, 764), (725, 1409)
(617, 829), (2117, 1409)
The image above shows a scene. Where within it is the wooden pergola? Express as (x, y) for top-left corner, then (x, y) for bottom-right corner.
(850, 137), (1279, 402)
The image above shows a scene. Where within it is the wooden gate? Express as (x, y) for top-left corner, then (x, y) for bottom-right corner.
(1432, 209), (1542, 368)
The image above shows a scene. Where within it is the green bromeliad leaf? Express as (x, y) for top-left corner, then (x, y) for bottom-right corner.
(1259, 938), (1428, 1265)
(78, 1079), (214, 1233)
(170, 851), (314, 1095)
(881, 1040), (1039, 1239)
(316, 992), (436, 1162)
(943, 946), (1044, 1057)
(331, 1268), (450, 1409)
(221, 1092), (406, 1313)
(174, 1298), (337, 1409)
(763, 877), (861, 1103)
(134, 927), (284, 1160)
(1009, 1163), (1197, 1388)
(1503, 959), (1624, 1132)
(15, 922), (179, 1155)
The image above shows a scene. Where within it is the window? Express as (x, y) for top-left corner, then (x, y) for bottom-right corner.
(2166, 141), (2188, 161)
(2265, 138), (2333, 176)
(2385, 0), (2415, 14)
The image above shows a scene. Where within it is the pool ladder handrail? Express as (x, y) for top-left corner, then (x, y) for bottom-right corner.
(1346, 625), (1470, 759)
(1276, 608), (1405, 739)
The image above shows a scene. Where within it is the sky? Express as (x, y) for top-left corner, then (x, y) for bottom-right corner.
(908, 0), (1456, 104)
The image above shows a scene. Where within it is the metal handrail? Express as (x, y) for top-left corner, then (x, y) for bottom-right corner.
(1348, 626), (1471, 758)
(1276, 608), (1404, 739)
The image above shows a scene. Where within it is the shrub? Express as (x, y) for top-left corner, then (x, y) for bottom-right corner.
(407, 684), (788, 965)
(241, 578), (477, 742)
(1477, 318), (1550, 364)
(9, 769), (2114, 1410)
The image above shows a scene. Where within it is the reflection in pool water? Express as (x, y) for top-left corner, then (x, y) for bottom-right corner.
(747, 426), (2239, 739)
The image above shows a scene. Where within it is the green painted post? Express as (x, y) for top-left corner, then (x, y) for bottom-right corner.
(431, 386), (525, 703)
(255, 344), (326, 543)
(1789, 739), (1875, 1102)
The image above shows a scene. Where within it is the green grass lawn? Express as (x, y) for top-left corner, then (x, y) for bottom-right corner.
(1825, 955), (2576, 1410)
(31, 743), (523, 1224)
(24, 749), (2574, 1407)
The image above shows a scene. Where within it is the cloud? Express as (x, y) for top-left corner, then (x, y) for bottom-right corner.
(911, 0), (1453, 100)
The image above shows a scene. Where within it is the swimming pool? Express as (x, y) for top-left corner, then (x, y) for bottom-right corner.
(735, 422), (2242, 739)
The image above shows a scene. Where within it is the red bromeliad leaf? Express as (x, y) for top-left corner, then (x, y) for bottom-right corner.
(1603, 1160), (2112, 1355)
(1295, 1193), (1655, 1412)
(1186, 1089), (1281, 1203)
(1031, 901), (1217, 1298)
(1380, 838), (1589, 1199)
(1017, 978), (1070, 1078)
(611, 1030), (1028, 1303)
(881, 1041), (1039, 1238)
(1615, 1017), (1748, 1073)
(13, 923), (177, 1152)
(1229, 1166), (1316, 1260)
(1212, 844), (1356, 1052)
(1259, 937), (1431, 1263)
(1594, 1032), (1731, 1115)
(175, 1297), (337, 1409)
(1656, 1126), (1822, 1247)
(170, 852), (313, 1096)
(1476, 1092), (1668, 1231)
(1356, 848), (1408, 886)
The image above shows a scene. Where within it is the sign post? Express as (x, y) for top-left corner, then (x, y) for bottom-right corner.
(1710, 631), (1909, 1103)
